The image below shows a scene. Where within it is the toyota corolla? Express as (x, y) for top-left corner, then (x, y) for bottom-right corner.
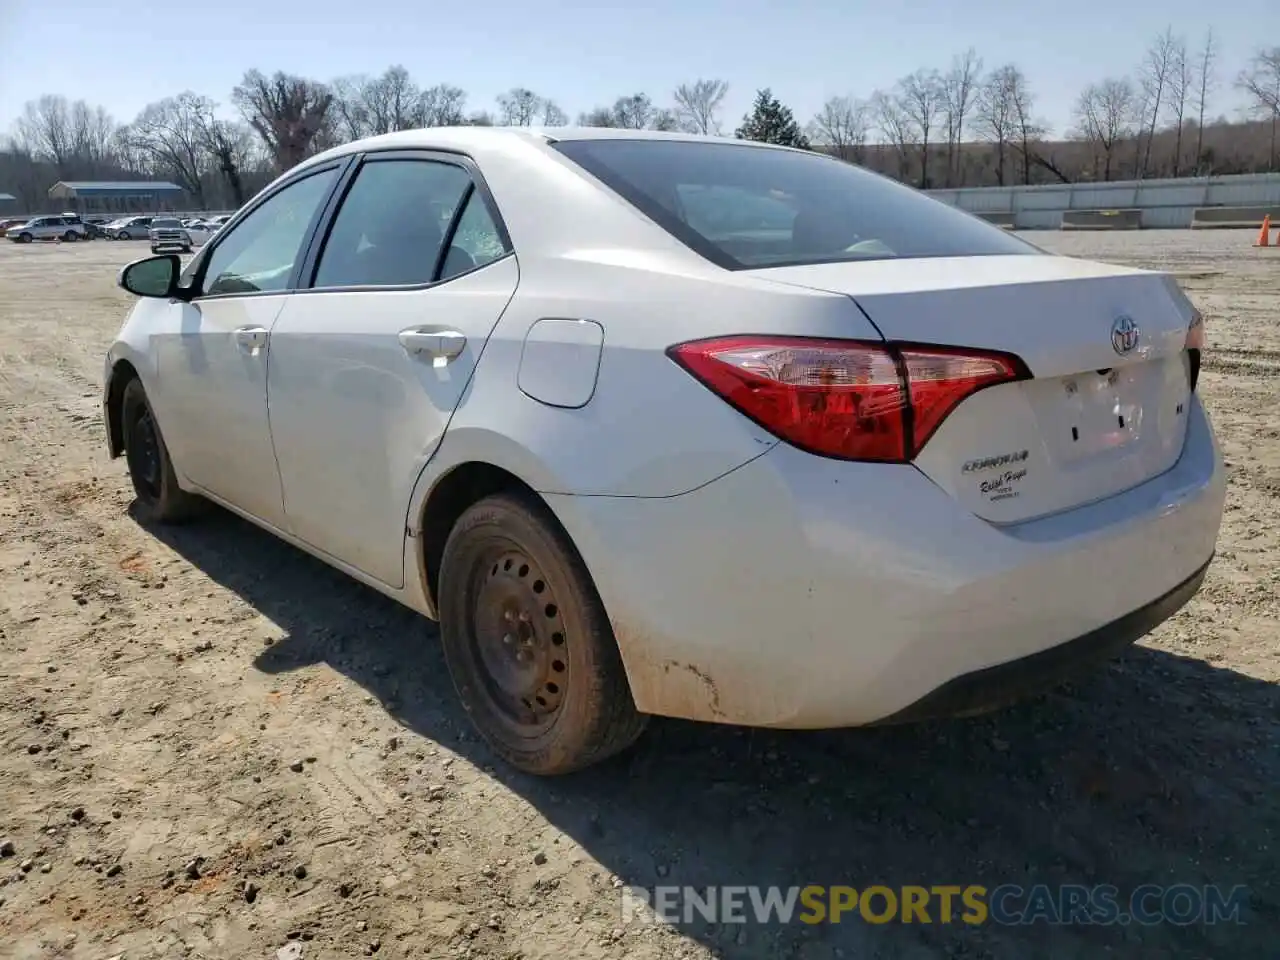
(102, 128), (1224, 775)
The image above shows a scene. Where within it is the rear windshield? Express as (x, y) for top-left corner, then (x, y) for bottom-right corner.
(551, 138), (1037, 270)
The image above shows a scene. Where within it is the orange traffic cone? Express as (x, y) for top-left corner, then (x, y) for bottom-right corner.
(1255, 214), (1272, 247)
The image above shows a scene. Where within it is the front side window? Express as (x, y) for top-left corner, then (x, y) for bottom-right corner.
(552, 139), (1038, 270)
(311, 159), (472, 289)
(201, 167), (339, 297)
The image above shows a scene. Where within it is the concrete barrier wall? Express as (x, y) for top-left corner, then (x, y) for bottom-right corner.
(1060, 209), (1143, 230)
(1190, 205), (1280, 229)
(927, 172), (1280, 229)
(973, 211), (1016, 229)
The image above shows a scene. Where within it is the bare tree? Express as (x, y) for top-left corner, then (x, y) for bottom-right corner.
(192, 100), (255, 207)
(577, 106), (617, 128)
(13, 96), (75, 174)
(808, 95), (870, 163)
(1192, 28), (1218, 172)
(496, 88), (542, 126)
(897, 69), (944, 188)
(1074, 78), (1137, 181)
(612, 94), (654, 129)
(232, 70), (333, 171)
(376, 66), (420, 132)
(70, 102), (119, 176)
(540, 100), (568, 126)
(1137, 27), (1179, 177)
(129, 93), (213, 205)
(1237, 47), (1280, 170)
(974, 65), (1018, 185)
(1166, 36), (1193, 175)
(330, 76), (372, 141)
(418, 84), (467, 127)
(672, 78), (729, 134)
(941, 48), (983, 185)
(651, 109), (680, 131)
(1007, 68), (1044, 185)
(870, 89), (912, 181)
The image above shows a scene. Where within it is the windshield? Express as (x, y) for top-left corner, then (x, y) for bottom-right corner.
(152, 219), (182, 228)
(551, 138), (1037, 270)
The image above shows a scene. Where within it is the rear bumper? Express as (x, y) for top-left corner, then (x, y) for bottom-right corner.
(876, 555), (1210, 724)
(546, 396), (1225, 728)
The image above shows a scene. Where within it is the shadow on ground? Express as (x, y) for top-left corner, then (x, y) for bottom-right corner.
(142, 504), (1278, 959)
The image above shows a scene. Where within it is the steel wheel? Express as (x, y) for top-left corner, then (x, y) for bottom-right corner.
(469, 547), (570, 737)
(125, 403), (162, 501)
(438, 493), (648, 775)
(119, 378), (203, 524)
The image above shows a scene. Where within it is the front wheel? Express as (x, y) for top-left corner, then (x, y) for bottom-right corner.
(18, 232), (32, 243)
(118, 230), (131, 241)
(438, 493), (648, 775)
(62, 231), (77, 242)
(120, 378), (203, 524)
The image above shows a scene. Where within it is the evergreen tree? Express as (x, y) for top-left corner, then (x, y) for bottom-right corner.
(735, 89), (811, 148)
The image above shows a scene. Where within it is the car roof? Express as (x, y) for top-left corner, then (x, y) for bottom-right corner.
(302, 125), (799, 172)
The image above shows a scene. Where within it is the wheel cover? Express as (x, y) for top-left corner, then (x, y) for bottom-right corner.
(469, 547), (570, 735)
(126, 407), (162, 499)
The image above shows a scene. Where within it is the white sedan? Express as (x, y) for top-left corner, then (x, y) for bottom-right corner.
(102, 128), (1225, 775)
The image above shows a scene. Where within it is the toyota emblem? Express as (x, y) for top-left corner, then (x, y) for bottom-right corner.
(1111, 315), (1140, 356)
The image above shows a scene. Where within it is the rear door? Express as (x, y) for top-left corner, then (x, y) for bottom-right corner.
(266, 150), (518, 587)
(756, 255), (1198, 524)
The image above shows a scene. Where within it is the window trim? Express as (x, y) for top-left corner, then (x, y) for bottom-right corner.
(294, 148), (514, 298)
(188, 156), (355, 302)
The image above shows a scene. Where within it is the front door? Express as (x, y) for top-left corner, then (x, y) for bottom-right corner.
(156, 164), (343, 528)
(267, 153), (518, 586)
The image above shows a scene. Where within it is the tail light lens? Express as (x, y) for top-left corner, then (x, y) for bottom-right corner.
(1185, 309), (1204, 392)
(668, 336), (1027, 463)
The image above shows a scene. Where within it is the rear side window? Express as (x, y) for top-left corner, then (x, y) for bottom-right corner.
(552, 139), (1037, 270)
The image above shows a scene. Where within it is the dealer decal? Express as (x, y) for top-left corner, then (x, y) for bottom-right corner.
(980, 468), (1028, 502)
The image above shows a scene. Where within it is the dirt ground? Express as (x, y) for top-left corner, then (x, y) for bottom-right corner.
(0, 231), (1276, 960)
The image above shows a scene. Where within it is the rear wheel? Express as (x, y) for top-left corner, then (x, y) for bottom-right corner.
(120, 378), (202, 524)
(438, 493), (647, 775)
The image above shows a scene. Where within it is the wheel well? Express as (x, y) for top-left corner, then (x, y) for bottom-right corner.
(419, 462), (542, 611)
(105, 359), (140, 457)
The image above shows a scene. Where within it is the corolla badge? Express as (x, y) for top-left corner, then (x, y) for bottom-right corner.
(1111, 315), (1140, 356)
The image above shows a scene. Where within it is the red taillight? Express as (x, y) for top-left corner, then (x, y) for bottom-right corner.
(668, 336), (1027, 463)
(1185, 310), (1205, 351)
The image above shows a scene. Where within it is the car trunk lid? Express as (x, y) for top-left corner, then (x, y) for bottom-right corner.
(753, 254), (1198, 524)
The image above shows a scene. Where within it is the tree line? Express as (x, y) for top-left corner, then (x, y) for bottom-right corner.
(1, 29), (1277, 213)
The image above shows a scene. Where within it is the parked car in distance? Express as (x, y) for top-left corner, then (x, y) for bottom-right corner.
(6, 215), (87, 242)
(149, 217), (212, 254)
(0, 217), (29, 237)
(104, 216), (153, 240)
(103, 128), (1225, 776)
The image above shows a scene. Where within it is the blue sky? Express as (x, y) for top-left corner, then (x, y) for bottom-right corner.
(0, 0), (1264, 139)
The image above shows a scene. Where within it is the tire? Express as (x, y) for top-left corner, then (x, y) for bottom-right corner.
(18, 232), (32, 243)
(438, 492), (648, 775)
(119, 230), (131, 241)
(120, 378), (202, 524)
(63, 231), (77, 242)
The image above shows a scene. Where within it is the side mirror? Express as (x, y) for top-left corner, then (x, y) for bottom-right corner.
(118, 254), (180, 299)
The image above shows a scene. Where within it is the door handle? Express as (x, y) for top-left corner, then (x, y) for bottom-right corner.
(234, 326), (269, 349)
(398, 328), (467, 360)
